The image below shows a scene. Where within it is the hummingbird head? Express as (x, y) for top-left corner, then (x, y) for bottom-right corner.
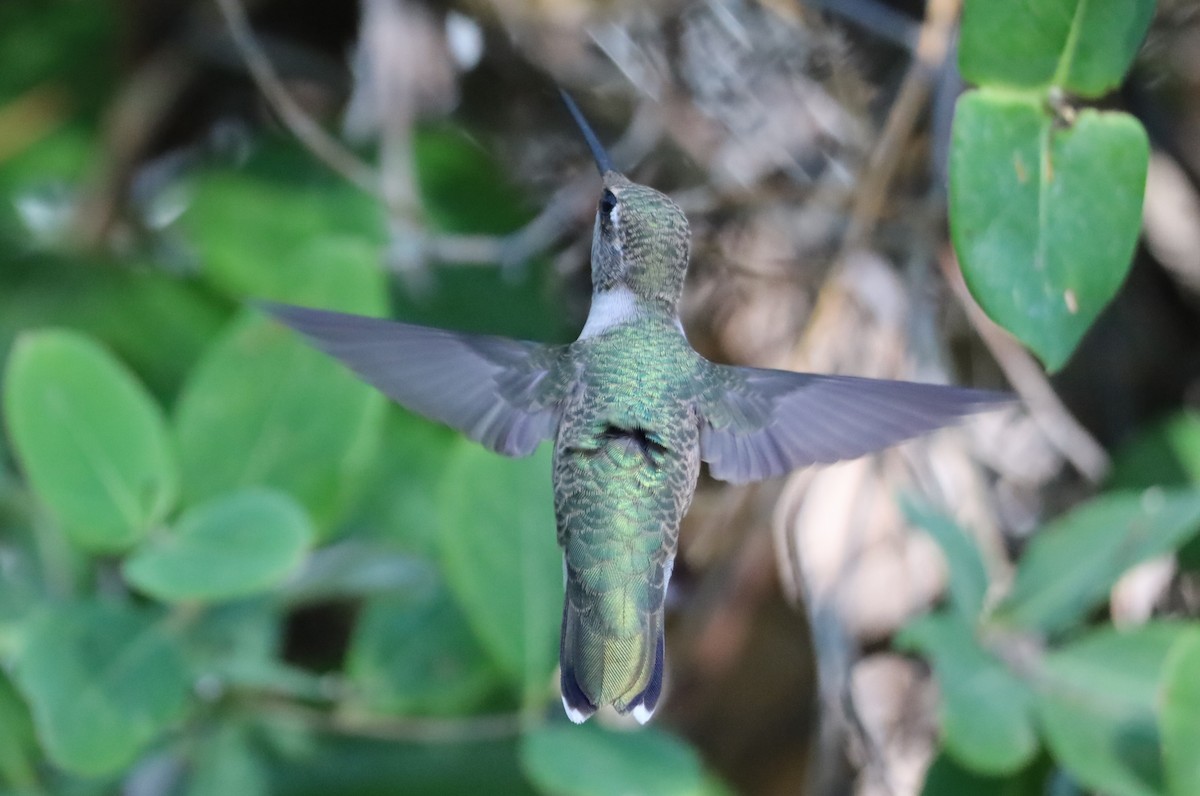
(559, 89), (691, 312)
(590, 172), (690, 309)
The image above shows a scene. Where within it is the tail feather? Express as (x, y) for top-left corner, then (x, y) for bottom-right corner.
(560, 601), (598, 724)
(627, 629), (665, 724)
(559, 597), (665, 723)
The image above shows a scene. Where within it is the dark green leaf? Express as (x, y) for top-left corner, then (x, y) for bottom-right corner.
(436, 441), (560, 704)
(1034, 622), (1186, 796)
(959, 0), (1154, 96)
(277, 540), (433, 604)
(901, 495), (989, 621)
(950, 90), (1148, 370)
(346, 581), (505, 716)
(182, 600), (280, 678)
(414, 124), (536, 236)
(124, 488), (314, 603)
(1109, 411), (1200, 491)
(0, 0), (116, 119)
(174, 305), (386, 532)
(520, 723), (705, 796)
(1108, 412), (1200, 569)
(3, 330), (178, 552)
(262, 727), (535, 796)
(1160, 629), (1200, 796)
(0, 256), (229, 402)
(179, 601), (322, 701)
(996, 489), (1200, 634)
(898, 613), (1038, 774)
(921, 749), (1051, 796)
(13, 601), (190, 776)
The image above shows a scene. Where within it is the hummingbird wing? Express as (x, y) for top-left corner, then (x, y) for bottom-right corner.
(698, 364), (1011, 484)
(262, 303), (569, 457)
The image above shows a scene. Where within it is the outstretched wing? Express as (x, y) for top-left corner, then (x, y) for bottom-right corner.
(698, 364), (1011, 484)
(263, 303), (570, 457)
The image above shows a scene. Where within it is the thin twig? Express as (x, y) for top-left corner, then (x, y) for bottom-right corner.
(840, 0), (959, 252)
(255, 699), (526, 743)
(212, 0), (382, 198)
(937, 246), (1110, 482)
(214, 0), (662, 273)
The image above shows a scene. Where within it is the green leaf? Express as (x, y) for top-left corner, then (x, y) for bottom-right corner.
(901, 495), (989, 621)
(1110, 411), (1200, 491)
(949, 90), (1148, 370)
(124, 488), (314, 603)
(0, 256), (229, 402)
(436, 441), (560, 704)
(1034, 622), (1186, 796)
(276, 540), (432, 604)
(13, 601), (190, 776)
(1108, 411), (1200, 570)
(184, 137), (385, 304)
(414, 124), (536, 236)
(0, 670), (37, 789)
(343, 409), (458, 555)
(996, 489), (1200, 634)
(959, 0), (1155, 96)
(174, 305), (385, 532)
(3, 330), (178, 552)
(179, 601), (323, 701)
(262, 729), (533, 796)
(0, 0), (116, 120)
(898, 613), (1038, 774)
(346, 580), (505, 716)
(181, 600), (280, 676)
(1160, 629), (1200, 796)
(520, 723), (705, 796)
(921, 749), (1050, 796)
(186, 723), (267, 796)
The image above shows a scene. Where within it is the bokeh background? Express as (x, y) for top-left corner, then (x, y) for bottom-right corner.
(2, 1), (1200, 794)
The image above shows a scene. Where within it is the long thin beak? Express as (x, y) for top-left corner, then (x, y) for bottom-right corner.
(559, 89), (615, 175)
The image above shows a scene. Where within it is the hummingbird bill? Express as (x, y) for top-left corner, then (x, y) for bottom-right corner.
(265, 92), (1009, 725)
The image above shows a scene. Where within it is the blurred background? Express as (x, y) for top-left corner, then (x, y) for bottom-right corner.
(2, 1), (1200, 794)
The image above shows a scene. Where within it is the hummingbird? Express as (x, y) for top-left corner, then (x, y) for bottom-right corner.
(265, 91), (1008, 725)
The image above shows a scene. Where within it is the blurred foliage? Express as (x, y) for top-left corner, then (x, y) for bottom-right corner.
(0, 0), (1197, 795)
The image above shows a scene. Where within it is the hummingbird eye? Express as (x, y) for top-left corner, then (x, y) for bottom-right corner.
(599, 190), (618, 220)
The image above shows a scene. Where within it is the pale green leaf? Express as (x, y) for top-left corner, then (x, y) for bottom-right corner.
(124, 488), (313, 603)
(1160, 629), (1200, 796)
(13, 601), (190, 776)
(901, 495), (989, 621)
(436, 441), (560, 704)
(174, 312), (384, 532)
(346, 581), (504, 716)
(1034, 623), (1187, 796)
(520, 724), (705, 796)
(3, 330), (177, 552)
(997, 489), (1200, 634)
(898, 613), (1038, 774)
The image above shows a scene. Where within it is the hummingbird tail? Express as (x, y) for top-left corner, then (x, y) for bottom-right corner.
(558, 599), (665, 724)
(559, 600), (598, 724)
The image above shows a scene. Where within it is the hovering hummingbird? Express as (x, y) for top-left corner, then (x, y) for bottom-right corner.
(265, 91), (1007, 725)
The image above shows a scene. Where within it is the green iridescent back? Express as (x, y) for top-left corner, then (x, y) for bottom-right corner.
(553, 315), (702, 714)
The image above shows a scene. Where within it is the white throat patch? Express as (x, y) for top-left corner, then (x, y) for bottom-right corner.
(578, 287), (639, 339)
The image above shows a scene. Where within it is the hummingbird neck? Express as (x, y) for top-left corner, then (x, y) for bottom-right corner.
(577, 286), (678, 340)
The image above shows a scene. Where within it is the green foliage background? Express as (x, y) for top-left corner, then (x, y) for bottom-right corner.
(0, 1), (1198, 795)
